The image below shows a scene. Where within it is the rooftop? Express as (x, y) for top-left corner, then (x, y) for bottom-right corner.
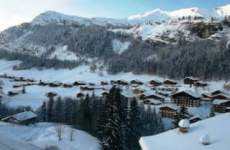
(140, 113), (230, 150)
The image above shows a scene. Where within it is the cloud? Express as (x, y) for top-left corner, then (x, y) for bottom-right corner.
(0, 0), (76, 31)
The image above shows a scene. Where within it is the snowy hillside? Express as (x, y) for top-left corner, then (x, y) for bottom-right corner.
(0, 122), (100, 150)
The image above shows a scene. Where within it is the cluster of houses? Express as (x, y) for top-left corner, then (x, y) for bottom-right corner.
(0, 73), (230, 126)
(143, 77), (230, 122)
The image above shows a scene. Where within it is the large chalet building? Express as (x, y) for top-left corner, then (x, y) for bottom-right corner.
(171, 90), (201, 107)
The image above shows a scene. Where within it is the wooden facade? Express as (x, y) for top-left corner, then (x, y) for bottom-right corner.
(149, 80), (162, 86)
(183, 77), (199, 85)
(171, 91), (201, 107)
(160, 106), (177, 118)
(163, 79), (177, 85)
(213, 100), (230, 113)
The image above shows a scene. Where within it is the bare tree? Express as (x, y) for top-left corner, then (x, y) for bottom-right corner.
(69, 128), (74, 141)
(55, 125), (64, 141)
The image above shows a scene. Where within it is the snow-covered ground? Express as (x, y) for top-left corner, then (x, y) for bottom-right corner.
(0, 59), (164, 83)
(139, 113), (230, 150)
(0, 122), (100, 150)
(112, 39), (131, 55)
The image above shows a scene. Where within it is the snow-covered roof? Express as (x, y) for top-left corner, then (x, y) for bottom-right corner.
(179, 119), (190, 128)
(173, 90), (201, 99)
(140, 113), (230, 150)
(184, 76), (199, 80)
(11, 111), (37, 122)
(213, 99), (230, 105)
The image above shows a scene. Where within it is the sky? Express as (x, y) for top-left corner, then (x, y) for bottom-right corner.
(0, 0), (229, 31)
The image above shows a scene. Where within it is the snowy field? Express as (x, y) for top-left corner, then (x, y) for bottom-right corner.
(0, 122), (100, 150)
(0, 59), (165, 83)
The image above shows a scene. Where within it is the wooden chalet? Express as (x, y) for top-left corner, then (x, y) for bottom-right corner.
(211, 94), (229, 100)
(117, 80), (129, 86)
(49, 81), (62, 87)
(63, 82), (74, 88)
(211, 90), (224, 96)
(149, 80), (162, 86)
(213, 99), (230, 113)
(130, 80), (143, 85)
(144, 94), (165, 102)
(171, 90), (201, 107)
(101, 81), (109, 85)
(160, 106), (177, 118)
(194, 81), (208, 87)
(183, 77), (199, 85)
(2, 111), (37, 125)
(132, 88), (144, 95)
(80, 86), (94, 91)
(73, 81), (87, 86)
(163, 79), (177, 86)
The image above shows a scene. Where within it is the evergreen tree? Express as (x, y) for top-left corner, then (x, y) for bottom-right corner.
(127, 98), (142, 150)
(78, 94), (93, 131)
(47, 96), (54, 122)
(64, 98), (74, 125)
(99, 87), (123, 150)
(173, 106), (190, 128)
(40, 101), (47, 122)
(180, 106), (190, 119)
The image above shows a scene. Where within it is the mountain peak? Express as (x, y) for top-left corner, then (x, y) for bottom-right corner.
(169, 7), (203, 18)
(128, 8), (170, 23)
(31, 11), (92, 26)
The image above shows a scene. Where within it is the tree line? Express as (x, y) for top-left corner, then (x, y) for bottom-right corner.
(37, 87), (164, 150)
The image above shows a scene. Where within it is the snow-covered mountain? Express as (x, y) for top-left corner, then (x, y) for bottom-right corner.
(0, 4), (229, 79)
(30, 4), (230, 27)
(32, 11), (129, 27)
(216, 4), (230, 17)
(128, 6), (228, 23)
(128, 8), (170, 23)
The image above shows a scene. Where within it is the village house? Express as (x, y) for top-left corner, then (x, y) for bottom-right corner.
(149, 80), (162, 87)
(194, 81), (208, 87)
(171, 90), (201, 107)
(144, 93), (165, 102)
(211, 90), (224, 96)
(183, 77), (199, 85)
(130, 80), (143, 85)
(211, 93), (229, 100)
(2, 111), (37, 125)
(163, 79), (177, 86)
(159, 106), (177, 118)
(213, 99), (230, 113)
